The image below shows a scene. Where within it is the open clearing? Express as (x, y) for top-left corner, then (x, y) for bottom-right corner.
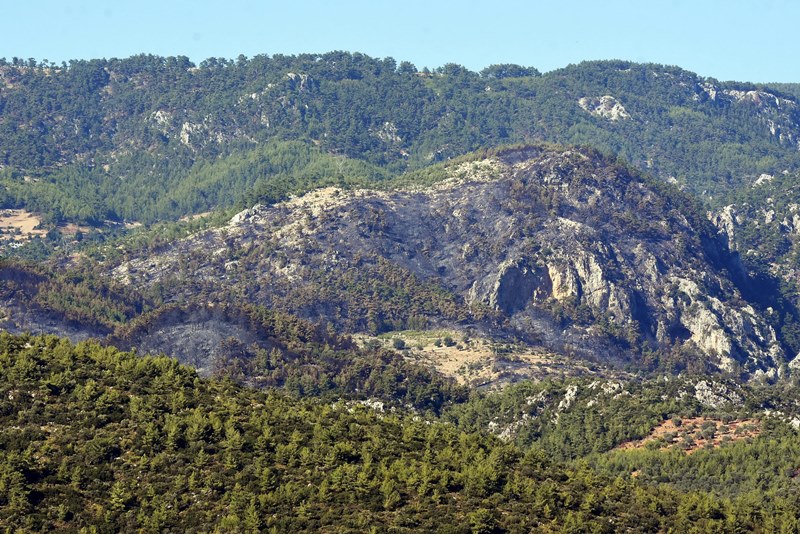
(618, 416), (761, 454)
(0, 209), (46, 240)
(179, 211), (213, 222)
(354, 329), (615, 388)
(0, 209), (93, 248)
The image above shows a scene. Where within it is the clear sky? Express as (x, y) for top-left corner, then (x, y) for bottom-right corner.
(3, 1), (798, 82)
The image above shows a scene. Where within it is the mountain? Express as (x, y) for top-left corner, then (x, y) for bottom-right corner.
(51, 145), (785, 378)
(1, 54), (800, 229)
(1, 51), (798, 378)
(706, 169), (800, 356)
(4, 50), (800, 532)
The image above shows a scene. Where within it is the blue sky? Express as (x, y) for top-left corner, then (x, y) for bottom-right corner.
(4, 1), (798, 82)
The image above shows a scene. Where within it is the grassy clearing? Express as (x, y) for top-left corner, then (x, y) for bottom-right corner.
(0, 209), (46, 239)
(355, 329), (601, 387)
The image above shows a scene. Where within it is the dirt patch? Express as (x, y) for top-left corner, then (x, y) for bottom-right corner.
(354, 329), (615, 388)
(281, 187), (396, 218)
(0, 210), (94, 249)
(282, 187), (347, 215)
(179, 211), (212, 222)
(59, 223), (92, 237)
(618, 416), (761, 454)
(0, 209), (47, 240)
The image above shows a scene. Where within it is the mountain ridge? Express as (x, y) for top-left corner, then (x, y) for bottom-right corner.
(2, 54), (800, 229)
(93, 145), (794, 378)
(3, 50), (800, 531)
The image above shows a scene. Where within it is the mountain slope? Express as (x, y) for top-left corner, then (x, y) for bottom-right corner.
(1, 54), (800, 228)
(3, 333), (800, 532)
(103, 145), (789, 376)
(0, 258), (470, 411)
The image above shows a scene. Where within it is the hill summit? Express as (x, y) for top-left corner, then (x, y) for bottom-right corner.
(101, 145), (789, 377)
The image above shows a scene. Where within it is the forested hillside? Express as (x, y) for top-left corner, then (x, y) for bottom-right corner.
(0, 258), (471, 412)
(715, 169), (800, 291)
(2, 333), (799, 532)
(1, 53), (799, 226)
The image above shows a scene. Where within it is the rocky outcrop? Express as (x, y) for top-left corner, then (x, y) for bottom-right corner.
(709, 205), (740, 251)
(693, 380), (744, 409)
(695, 83), (800, 148)
(469, 259), (551, 314)
(578, 95), (631, 121)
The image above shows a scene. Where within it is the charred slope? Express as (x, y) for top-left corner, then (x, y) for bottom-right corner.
(0, 260), (467, 410)
(110, 302), (468, 412)
(0, 260), (139, 340)
(110, 146), (789, 376)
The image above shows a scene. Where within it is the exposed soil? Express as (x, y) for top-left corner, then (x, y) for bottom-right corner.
(179, 211), (213, 222)
(355, 329), (619, 388)
(0, 209), (46, 239)
(59, 222), (92, 237)
(618, 416), (761, 454)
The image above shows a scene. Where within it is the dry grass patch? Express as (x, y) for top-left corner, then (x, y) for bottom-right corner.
(59, 222), (92, 237)
(179, 211), (212, 222)
(355, 330), (606, 388)
(619, 416), (761, 454)
(0, 209), (46, 239)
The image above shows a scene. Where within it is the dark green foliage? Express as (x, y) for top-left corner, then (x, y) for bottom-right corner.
(480, 64), (541, 79)
(1, 54), (799, 228)
(446, 378), (692, 460)
(717, 169), (800, 355)
(767, 83), (800, 100)
(443, 375), (800, 531)
(1, 333), (799, 531)
(723, 170), (800, 266)
(0, 258), (143, 332)
(112, 303), (469, 413)
(298, 255), (491, 334)
(0, 139), (387, 226)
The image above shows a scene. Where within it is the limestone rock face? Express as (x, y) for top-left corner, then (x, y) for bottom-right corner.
(578, 95), (631, 121)
(709, 176), (800, 370)
(111, 146), (787, 376)
(709, 205), (739, 250)
(693, 380), (743, 409)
